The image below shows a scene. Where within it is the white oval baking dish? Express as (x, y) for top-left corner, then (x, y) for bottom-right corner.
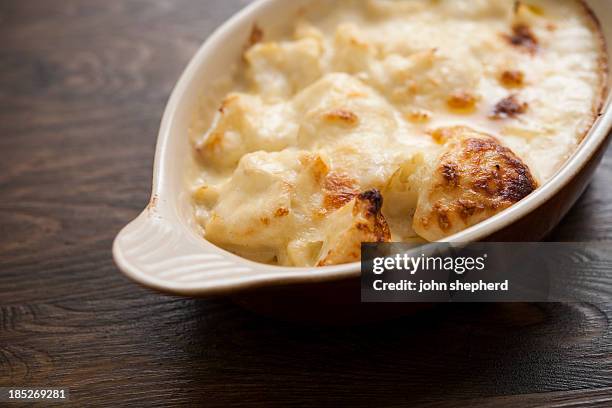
(113, 0), (612, 297)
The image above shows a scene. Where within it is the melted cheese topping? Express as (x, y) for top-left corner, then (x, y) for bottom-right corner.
(191, 0), (607, 266)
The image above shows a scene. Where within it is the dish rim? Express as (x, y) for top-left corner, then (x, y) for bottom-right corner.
(113, 0), (612, 296)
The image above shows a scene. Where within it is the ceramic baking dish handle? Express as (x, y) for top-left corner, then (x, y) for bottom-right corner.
(112, 207), (255, 295)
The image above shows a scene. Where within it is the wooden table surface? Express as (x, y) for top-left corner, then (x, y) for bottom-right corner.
(1, 1), (611, 406)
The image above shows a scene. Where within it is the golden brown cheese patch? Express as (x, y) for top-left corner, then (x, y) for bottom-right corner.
(413, 126), (538, 241)
(491, 95), (529, 119)
(274, 207), (290, 217)
(446, 91), (479, 113)
(405, 109), (432, 123)
(322, 109), (359, 126)
(499, 70), (525, 88)
(243, 25), (265, 60)
(323, 172), (359, 211)
(504, 23), (538, 54)
(248, 25), (264, 48)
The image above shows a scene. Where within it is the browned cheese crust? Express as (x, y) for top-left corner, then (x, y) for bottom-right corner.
(413, 126), (538, 241)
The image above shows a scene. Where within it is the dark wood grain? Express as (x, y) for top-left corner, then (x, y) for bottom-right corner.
(0, 0), (611, 406)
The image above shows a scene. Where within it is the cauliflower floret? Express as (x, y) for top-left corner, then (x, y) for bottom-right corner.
(412, 126), (537, 241)
(331, 23), (376, 74)
(316, 190), (391, 266)
(368, 48), (483, 112)
(245, 37), (324, 98)
(196, 93), (298, 169)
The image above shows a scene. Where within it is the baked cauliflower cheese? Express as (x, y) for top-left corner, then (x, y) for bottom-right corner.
(190, 0), (607, 266)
